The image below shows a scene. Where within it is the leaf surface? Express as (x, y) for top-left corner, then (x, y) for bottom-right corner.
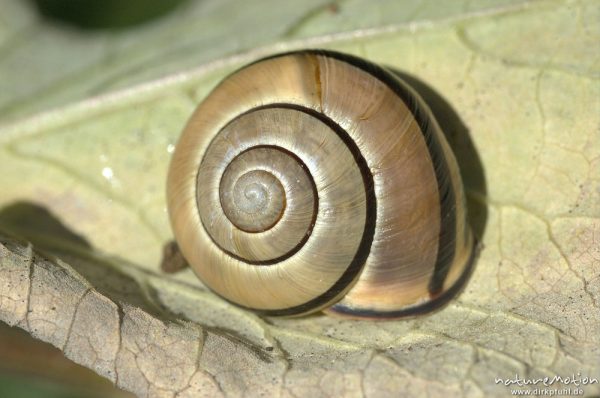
(0, 0), (598, 397)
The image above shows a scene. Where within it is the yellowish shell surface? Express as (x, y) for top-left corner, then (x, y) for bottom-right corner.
(167, 50), (474, 319)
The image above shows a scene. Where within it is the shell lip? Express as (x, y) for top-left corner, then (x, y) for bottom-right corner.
(327, 234), (480, 320)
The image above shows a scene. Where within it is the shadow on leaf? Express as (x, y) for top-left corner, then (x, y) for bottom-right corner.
(388, 69), (488, 242)
(0, 201), (170, 319)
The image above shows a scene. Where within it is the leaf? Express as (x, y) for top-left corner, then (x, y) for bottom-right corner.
(1, 0), (599, 397)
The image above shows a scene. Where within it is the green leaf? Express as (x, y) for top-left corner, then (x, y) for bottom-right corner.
(0, 0), (598, 397)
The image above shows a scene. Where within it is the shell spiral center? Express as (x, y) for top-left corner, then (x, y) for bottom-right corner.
(220, 165), (286, 233)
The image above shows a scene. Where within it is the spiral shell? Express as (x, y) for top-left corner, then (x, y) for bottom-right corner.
(167, 50), (475, 319)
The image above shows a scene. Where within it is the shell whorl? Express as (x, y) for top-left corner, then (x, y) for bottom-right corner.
(167, 50), (475, 318)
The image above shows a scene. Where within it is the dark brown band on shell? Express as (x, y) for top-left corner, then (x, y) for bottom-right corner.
(299, 50), (463, 317)
(298, 50), (458, 290)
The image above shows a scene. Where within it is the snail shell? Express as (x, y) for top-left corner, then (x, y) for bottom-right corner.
(167, 50), (475, 319)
